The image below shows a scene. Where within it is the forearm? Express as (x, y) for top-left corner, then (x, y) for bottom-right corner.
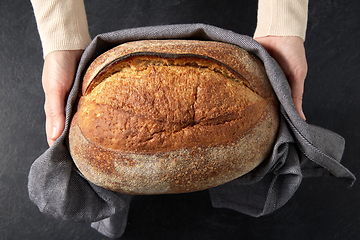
(30, 0), (92, 57)
(254, 0), (309, 40)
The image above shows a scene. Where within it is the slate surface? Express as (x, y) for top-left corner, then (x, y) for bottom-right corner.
(0, 0), (359, 239)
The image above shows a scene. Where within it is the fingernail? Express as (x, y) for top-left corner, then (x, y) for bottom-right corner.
(301, 110), (306, 121)
(51, 126), (57, 139)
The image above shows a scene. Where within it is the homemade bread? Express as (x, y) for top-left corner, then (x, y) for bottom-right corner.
(68, 40), (279, 194)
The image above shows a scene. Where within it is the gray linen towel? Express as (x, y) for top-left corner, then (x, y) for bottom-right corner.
(28, 23), (355, 238)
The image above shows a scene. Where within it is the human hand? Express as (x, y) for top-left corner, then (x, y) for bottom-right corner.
(254, 36), (307, 121)
(42, 50), (84, 146)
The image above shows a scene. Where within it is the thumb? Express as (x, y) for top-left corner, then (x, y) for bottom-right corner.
(43, 81), (67, 146)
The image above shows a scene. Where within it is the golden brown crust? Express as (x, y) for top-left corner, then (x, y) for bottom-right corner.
(82, 40), (273, 98)
(68, 40), (279, 194)
(69, 100), (278, 194)
(77, 55), (270, 154)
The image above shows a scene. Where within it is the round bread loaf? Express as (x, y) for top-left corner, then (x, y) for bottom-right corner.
(68, 40), (279, 194)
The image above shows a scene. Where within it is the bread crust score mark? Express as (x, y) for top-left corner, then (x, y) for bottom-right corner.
(68, 40), (279, 194)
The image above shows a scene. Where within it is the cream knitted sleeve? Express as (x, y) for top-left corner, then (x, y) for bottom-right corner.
(254, 0), (309, 40)
(30, 0), (92, 57)
(31, 0), (309, 57)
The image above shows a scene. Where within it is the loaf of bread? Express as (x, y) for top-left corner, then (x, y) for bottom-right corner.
(68, 40), (279, 194)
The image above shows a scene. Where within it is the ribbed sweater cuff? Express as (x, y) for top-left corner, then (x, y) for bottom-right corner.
(254, 0), (309, 40)
(30, 0), (92, 57)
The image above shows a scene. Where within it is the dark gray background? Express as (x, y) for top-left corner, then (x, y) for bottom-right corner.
(1, 0), (359, 239)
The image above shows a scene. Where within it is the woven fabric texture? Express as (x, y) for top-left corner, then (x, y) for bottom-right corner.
(28, 23), (355, 237)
